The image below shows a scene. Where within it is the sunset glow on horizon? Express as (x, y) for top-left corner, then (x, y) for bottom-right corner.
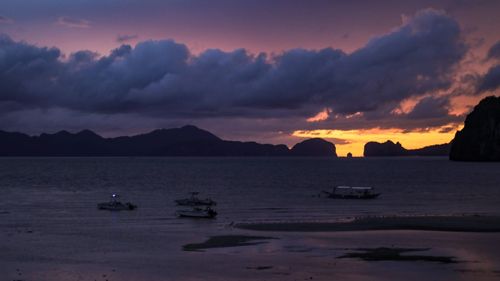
(292, 124), (463, 157)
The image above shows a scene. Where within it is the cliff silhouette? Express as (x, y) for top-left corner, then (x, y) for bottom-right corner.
(450, 96), (500, 161)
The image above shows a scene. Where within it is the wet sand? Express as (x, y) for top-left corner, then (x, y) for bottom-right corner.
(183, 235), (276, 251)
(236, 215), (500, 232)
(337, 247), (458, 263)
(3, 228), (500, 281)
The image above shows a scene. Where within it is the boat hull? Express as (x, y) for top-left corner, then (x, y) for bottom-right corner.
(97, 202), (137, 211)
(174, 199), (216, 206)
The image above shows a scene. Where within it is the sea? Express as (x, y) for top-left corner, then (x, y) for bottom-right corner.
(1, 157), (500, 280)
(2, 157), (499, 223)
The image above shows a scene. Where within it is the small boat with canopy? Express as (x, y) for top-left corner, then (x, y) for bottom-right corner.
(97, 194), (137, 211)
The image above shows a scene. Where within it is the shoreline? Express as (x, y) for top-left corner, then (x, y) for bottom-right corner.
(236, 215), (500, 233)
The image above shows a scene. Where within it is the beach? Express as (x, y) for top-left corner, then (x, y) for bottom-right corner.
(2, 214), (500, 281)
(1, 157), (500, 280)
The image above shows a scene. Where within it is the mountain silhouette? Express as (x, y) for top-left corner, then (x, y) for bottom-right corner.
(0, 125), (337, 157)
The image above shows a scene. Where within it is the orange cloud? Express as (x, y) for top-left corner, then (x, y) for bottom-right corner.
(306, 108), (331, 122)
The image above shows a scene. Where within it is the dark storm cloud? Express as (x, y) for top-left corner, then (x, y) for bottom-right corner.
(405, 96), (451, 119)
(0, 34), (62, 107)
(487, 40), (500, 60)
(474, 41), (500, 93)
(0, 9), (467, 129)
(478, 65), (500, 92)
(325, 9), (465, 114)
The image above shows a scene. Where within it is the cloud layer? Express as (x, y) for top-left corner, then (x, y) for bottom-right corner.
(0, 9), (489, 139)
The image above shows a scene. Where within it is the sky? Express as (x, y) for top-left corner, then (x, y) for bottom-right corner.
(1, 0), (500, 156)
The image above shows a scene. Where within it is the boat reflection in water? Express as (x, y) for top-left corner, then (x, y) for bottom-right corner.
(323, 186), (381, 199)
(176, 206), (218, 219)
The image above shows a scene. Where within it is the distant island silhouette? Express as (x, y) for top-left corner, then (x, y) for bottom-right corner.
(450, 96), (500, 161)
(363, 140), (450, 157)
(0, 125), (337, 157)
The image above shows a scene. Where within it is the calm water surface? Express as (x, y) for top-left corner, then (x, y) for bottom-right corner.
(1, 157), (499, 225)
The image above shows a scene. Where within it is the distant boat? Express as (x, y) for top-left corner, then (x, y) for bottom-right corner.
(322, 186), (380, 199)
(176, 207), (217, 219)
(97, 194), (137, 211)
(175, 192), (216, 206)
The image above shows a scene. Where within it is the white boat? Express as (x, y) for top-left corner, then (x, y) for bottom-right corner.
(97, 194), (137, 211)
(176, 207), (217, 219)
(175, 192), (216, 206)
(322, 186), (380, 199)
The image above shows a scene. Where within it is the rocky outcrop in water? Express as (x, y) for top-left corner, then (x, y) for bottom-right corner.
(290, 138), (337, 157)
(450, 96), (500, 161)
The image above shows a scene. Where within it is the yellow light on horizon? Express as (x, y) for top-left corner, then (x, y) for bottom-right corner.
(292, 124), (463, 157)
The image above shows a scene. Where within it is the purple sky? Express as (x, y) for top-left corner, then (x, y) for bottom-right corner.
(0, 0), (499, 148)
(2, 0), (499, 55)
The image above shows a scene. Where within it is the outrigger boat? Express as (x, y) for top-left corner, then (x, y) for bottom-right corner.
(176, 207), (217, 219)
(97, 194), (137, 211)
(175, 192), (216, 206)
(322, 186), (380, 199)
